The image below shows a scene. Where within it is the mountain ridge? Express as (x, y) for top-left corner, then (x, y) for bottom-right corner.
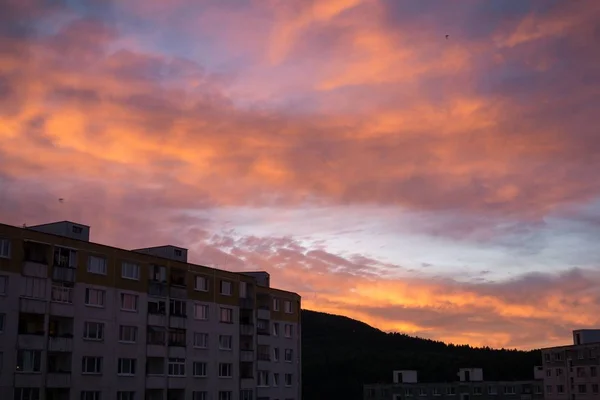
(301, 309), (541, 400)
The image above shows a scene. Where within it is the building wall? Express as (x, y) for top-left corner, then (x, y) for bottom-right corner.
(0, 222), (301, 400)
(542, 344), (600, 400)
(364, 381), (544, 400)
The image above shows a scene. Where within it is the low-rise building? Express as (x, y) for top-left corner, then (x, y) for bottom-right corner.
(541, 329), (600, 400)
(364, 367), (544, 400)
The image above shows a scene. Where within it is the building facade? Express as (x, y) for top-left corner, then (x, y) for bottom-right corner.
(0, 220), (301, 400)
(364, 368), (544, 400)
(541, 330), (600, 400)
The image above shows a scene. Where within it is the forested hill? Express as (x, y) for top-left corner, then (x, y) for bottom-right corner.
(301, 309), (541, 400)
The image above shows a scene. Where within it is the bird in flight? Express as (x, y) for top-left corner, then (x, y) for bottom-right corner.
(58, 198), (64, 203)
(446, 35), (449, 39)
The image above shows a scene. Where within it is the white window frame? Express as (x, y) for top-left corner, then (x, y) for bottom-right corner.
(120, 293), (138, 312)
(117, 358), (137, 376)
(273, 298), (280, 311)
(83, 321), (104, 341)
(285, 373), (293, 387)
(81, 391), (101, 400)
(17, 349), (42, 372)
(219, 335), (232, 350)
(170, 298), (187, 317)
(121, 262), (140, 280)
(87, 255), (107, 275)
(284, 300), (293, 313)
(258, 370), (269, 386)
(168, 358), (186, 377)
(0, 238), (10, 259)
(81, 356), (103, 374)
(193, 332), (208, 348)
(117, 392), (135, 400)
(284, 348), (293, 362)
(218, 363), (232, 378)
(284, 324), (293, 338)
(0, 275), (7, 295)
(194, 304), (209, 320)
(51, 284), (73, 304)
(14, 388), (40, 400)
(193, 361), (207, 377)
(84, 288), (105, 307)
(119, 325), (138, 343)
(504, 386), (516, 395)
(194, 276), (209, 291)
(220, 280), (232, 296)
(192, 392), (207, 400)
(220, 307), (233, 323)
(272, 322), (279, 336)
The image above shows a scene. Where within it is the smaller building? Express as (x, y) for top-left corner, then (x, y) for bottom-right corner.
(364, 367), (544, 400)
(541, 329), (600, 400)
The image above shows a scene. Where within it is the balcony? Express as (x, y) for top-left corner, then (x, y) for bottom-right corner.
(241, 350), (254, 362)
(46, 373), (71, 388)
(52, 267), (75, 283)
(257, 309), (270, 320)
(48, 337), (73, 352)
(148, 281), (168, 298)
(46, 388), (70, 400)
(22, 261), (48, 278)
(239, 298), (255, 309)
(18, 313), (45, 348)
(168, 316), (186, 329)
(169, 286), (187, 299)
(24, 241), (50, 266)
(241, 324), (254, 336)
(19, 297), (47, 314)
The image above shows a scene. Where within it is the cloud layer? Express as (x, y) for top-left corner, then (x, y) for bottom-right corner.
(1, 0), (600, 348)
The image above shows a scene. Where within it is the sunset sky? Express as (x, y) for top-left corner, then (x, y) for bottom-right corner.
(1, 0), (600, 350)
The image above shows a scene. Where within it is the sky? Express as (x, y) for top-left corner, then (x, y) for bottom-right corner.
(1, 0), (600, 350)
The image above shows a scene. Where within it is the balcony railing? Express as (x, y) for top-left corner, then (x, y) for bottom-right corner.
(52, 267), (75, 283)
(240, 324), (254, 335)
(51, 286), (73, 304)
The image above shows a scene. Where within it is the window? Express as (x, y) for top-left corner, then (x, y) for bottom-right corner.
(194, 304), (209, 320)
(405, 388), (413, 397)
(120, 293), (138, 311)
(193, 362), (207, 377)
(534, 385), (542, 394)
(504, 386), (515, 395)
(433, 388), (441, 396)
(149, 265), (166, 282)
(446, 387), (456, 395)
(240, 390), (253, 400)
(72, 225), (83, 234)
(284, 324), (293, 338)
(273, 347), (280, 362)
(258, 370), (269, 386)
(557, 385), (564, 394)
(147, 326), (166, 345)
(148, 300), (166, 314)
(219, 363), (232, 378)
(23, 277), (46, 299)
(117, 392), (135, 400)
(239, 281), (247, 298)
(168, 329), (186, 346)
(83, 322), (104, 341)
(554, 352), (563, 361)
(592, 366), (597, 377)
(0, 238), (10, 258)
(54, 246), (77, 268)
(220, 307), (233, 323)
(14, 388), (40, 400)
(592, 384), (598, 394)
(220, 280), (232, 295)
(284, 300), (293, 313)
(273, 298), (280, 311)
(146, 357), (165, 375)
(285, 349), (293, 362)
(0, 275), (6, 295)
(85, 288), (105, 307)
(170, 299), (186, 317)
(51, 284), (73, 303)
(285, 373), (293, 386)
(488, 386), (497, 395)
(0, 313), (5, 333)
(258, 345), (270, 361)
(546, 386), (553, 393)
(194, 332), (208, 348)
(544, 353), (550, 362)
(579, 385), (587, 394)
(556, 368), (563, 376)
(121, 262), (140, 280)
(168, 358), (185, 376)
(195, 276), (209, 291)
(273, 372), (279, 386)
(546, 369), (552, 377)
(219, 392), (232, 400)
(272, 322), (279, 336)
(117, 358), (137, 375)
(87, 255), (107, 275)
(16, 350), (41, 372)
(80, 392), (101, 400)
(219, 335), (232, 350)
(577, 366), (586, 377)
(81, 356), (103, 374)
(193, 392), (207, 400)
(174, 249), (182, 257)
(119, 325), (138, 343)
(419, 388), (428, 396)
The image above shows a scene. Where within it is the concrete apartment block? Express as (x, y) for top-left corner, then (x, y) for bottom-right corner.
(0, 221), (301, 400)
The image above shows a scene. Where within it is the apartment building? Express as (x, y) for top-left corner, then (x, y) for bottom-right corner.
(364, 368), (544, 400)
(541, 329), (600, 400)
(0, 220), (301, 400)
